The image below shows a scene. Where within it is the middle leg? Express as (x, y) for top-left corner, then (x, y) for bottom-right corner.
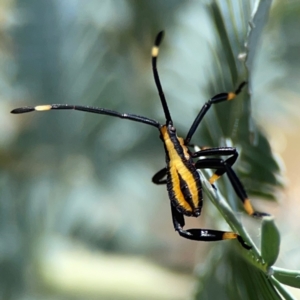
(191, 146), (239, 184)
(195, 157), (269, 217)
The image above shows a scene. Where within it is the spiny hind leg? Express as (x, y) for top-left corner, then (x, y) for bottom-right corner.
(170, 204), (251, 250)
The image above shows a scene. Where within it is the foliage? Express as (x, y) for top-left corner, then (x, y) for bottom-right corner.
(2, 0), (300, 299)
(194, 1), (298, 299)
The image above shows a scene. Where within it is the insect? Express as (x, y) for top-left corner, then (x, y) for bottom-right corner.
(11, 31), (268, 249)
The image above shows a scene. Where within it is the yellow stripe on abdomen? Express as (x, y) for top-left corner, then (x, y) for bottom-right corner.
(161, 125), (200, 215)
(169, 164), (193, 213)
(176, 162), (199, 207)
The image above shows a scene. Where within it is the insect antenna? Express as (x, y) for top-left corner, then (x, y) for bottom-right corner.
(151, 31), (173, 125)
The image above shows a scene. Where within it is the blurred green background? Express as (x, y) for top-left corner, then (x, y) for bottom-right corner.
(2, 0), (300, 299)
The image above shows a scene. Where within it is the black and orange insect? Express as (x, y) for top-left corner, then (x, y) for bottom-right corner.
(11, 31), (268, 249)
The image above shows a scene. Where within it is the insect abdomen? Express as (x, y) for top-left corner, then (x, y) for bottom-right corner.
(160, 125), (203, 217)
(167, 160), (202, 217)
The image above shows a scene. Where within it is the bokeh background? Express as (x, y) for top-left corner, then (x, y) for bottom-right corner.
(2, 0), (300, 299)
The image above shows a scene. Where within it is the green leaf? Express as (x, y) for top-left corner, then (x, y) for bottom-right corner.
(199, 0), (282, 203)
(270, 276), (297, 300)
(195, 247), (282, 300)
(261, 217), (280, 267)
(273, 267), (300, 289)
(245, 0), (273, 73)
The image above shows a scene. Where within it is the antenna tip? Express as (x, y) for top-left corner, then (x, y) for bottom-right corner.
(11, 104), (53, 114)
(152, 31), (165, 57)
(155, 31), (164, 47)
(11, 107), (34, 114)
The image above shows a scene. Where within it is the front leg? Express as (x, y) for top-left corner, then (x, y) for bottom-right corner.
(170, 204), (251, 250)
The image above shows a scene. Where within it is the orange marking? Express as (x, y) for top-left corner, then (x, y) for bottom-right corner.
(169, 165), (193, 213)
(244, 198), (254, 215)
(227, 92), (236, 100)
(178, 137), (190, 160)
(151, 46), (159, 57)
(209, 174), (220, 184)
(35, 105), (52, 111)
(160, 126), (199, 212)
(222, 232), (237, 240)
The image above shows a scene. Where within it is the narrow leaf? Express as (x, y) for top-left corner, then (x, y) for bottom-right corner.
(273, 267), (300, 289)
(245, 0), (273, 72)
(261, 217), (280, 267)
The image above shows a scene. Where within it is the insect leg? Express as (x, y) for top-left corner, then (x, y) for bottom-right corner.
(195, 158), (269, 217)
(184, 82), (247, 145)
(192, 147), (238, 183)
(152, 167), (167, 185)
(170, 204), (251, 249)
(192, 146), (237, 159)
